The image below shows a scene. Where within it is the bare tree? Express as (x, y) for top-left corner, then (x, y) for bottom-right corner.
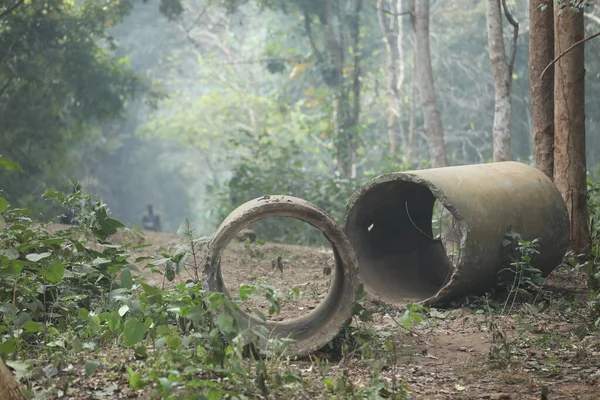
(485, 0), (518, 162)
(553, 2), (589, 255)
(0, 357), (26, 400)
(530, 0), (555, 179)
(409, 0), (447, 167)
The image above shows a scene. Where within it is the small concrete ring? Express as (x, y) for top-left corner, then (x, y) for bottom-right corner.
(203, 195), (360, 357)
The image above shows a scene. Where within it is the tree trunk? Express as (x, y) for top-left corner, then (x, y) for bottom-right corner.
(317, 0), (362, 178)
(377, 0), (400, 156)
(411, 0), (447, 167)
(406, 49), (417, 164)
(376, 0), (406, 158)
(485, 0), (511, 162)
(0, 357), (27, 400)
(554, 3), (589, 255)
(395, 0), (407, 153)
(530, 0), (555, 179)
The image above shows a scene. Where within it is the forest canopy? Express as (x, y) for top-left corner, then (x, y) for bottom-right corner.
(0, 0), (599, 236)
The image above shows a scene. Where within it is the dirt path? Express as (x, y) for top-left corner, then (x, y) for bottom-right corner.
(47, 227), (600, 399)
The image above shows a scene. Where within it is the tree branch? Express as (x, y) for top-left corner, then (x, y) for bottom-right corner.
(381, 8), (411, 17)
(501, 0), (519, 82)
(0, 0), (24, 20)
(303, 12), (324, 64)
(541, 30), (600, 79)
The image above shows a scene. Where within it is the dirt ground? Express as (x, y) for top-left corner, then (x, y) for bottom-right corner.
(37, 227), (600, 399)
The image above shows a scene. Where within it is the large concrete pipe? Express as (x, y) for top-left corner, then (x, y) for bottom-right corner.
(203, 195), (359, 357)
(343, 162), (570, 305)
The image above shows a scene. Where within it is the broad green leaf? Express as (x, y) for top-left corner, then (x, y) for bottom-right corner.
(134, 345), (147, 359)
(166, 334), (180, 349)
(0, 338), (18, 355)
(0, 304), (18, 318)
(71, 337), (82, 352)
(43, 262), (64, 283)
(127, 368), (145, 390)
(22, 321), (44, 333)
(182, 306), (206, 321)
(85, 359), (100, 376)
(123, 318), (148, 347)
(40, 238), (65, 246)
(25, 252), (51, 262)
(239, 284), (254, 301)
(216, 312), (234, 333)
(144, 317), (153, 330)
(120, 268), (133, 289)
(0, 215), (5, 230)
(16, 312), (32, 326)
(1, 248), (19, 260)
(0, 157), (21, 171)
(206, 292), (223, 310)
(0, 197), (8, 213)
(140, 282), (161, 295)
(1, 260), (24, 275)
(158, 377), (172, 393)
(323, 377), (335, 391)
(108, 311), (121, 332)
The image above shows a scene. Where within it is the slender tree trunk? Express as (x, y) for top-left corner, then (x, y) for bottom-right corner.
(318, 0), (362, 178)
(395, 0), (407, 152)
(376, 0), (400, 156)
(406, 49), (417, 163)
(530, 0), (555, 179)
(411, 0), (447, 167)
(485, 0), (513, 162)
(0, 357), (27, 400)
(554, 3), (589, 255)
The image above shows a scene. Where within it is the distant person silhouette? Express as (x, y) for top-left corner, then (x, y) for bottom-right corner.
(142, 204), (161, 232)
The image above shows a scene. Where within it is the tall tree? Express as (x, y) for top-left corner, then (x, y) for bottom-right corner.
(376, 0), (405, 158)
(554, 2), (589, 255)
(409, 0), (447, 167)
(308, 0), (364, 177)
(485, 0), (518, 162)
(0, 0), (181, 210)
(223, 0), (366, 177)
(530, 0), (554, 179)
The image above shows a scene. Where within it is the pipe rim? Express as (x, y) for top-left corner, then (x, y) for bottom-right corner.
(204, 195), (360, 357)
(343, 173), (468, 304)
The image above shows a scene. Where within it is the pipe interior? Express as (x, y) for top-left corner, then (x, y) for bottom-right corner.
(219, 217), (335, 326)
(345, 180), (458, 303)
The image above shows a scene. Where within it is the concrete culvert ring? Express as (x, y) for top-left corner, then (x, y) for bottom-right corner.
(343, 162), (570, 306)
(343, 178), (465, 305)
(204, 195), (359, 358)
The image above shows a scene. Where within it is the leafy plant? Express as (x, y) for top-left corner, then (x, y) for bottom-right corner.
(499, 229), (543, 313)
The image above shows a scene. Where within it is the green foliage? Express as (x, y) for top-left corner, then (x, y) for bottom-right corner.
(216, 137), (359, 244)
(0, 189), (135, 358)
(499, 229), (543, 314)
(0, 184), (413, 397)
(587, 178), (600, 328)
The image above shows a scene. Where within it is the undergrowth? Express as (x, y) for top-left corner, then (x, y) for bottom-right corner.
(0, 185), (412, 399)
